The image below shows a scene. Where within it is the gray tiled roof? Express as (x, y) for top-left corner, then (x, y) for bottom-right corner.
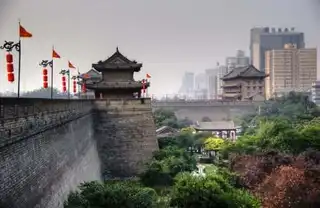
(194, 121), (235, 130)
(222, 65), (265, 80)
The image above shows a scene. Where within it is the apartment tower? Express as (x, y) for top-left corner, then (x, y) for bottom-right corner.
(265, 44), (317, 99)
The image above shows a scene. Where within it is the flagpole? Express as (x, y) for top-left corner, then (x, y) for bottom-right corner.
(17, 21), (22, 98)
(51, 46), (54, 99)
(77, 68), (80, 99)
(68, 70), (70, 99)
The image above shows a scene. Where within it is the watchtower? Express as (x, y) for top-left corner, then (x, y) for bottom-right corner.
(86, 47), (149, 99)
(86, 48), (158, 178)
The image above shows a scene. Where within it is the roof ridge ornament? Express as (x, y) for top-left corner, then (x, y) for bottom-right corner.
(116, 46), (119, 52)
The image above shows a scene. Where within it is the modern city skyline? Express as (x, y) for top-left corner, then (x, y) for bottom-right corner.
(250, 27), (305, 72)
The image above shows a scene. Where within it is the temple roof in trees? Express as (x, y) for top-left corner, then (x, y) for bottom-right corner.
(92, 47), (142, 72)
(222, 65), (266, 81)
(86, 80), (150, 90)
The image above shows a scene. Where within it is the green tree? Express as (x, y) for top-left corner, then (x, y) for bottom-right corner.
(170, 172), (261, 208)
(140, 147), (197, 187)
(204, 137), (226, 151)
(64, 181), (158, 208)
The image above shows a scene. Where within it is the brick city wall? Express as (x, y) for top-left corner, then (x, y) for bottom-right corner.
(0, 98), (101, 208)
(93, 98), (159, 178)
(0, 97), (159, 208)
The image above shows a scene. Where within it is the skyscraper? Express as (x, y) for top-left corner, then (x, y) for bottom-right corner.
(179, 72), (195, 98)
(225, 50), (250, 71)
(250, 27), (305, 72)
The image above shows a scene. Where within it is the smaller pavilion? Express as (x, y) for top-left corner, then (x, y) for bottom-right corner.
(85, 48), (149, 99)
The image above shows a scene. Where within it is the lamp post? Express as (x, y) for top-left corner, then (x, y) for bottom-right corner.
(59, 69), (70, 99)
(0, 40), (21, 96)
(39, 60), (53, 98)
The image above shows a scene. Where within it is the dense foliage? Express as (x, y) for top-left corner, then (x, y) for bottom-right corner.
(64, 181), (158, 208)
(153, 108), (193, 128)
(170, 172), (261, 208)
(140, 146), (197, 187)
(65, 92), (320, 207)
(219, 92), (320, 207)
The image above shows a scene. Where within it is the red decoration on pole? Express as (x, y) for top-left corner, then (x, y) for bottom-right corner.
(43, 68), (48, 88)
(6, 53), (13, 63)
(142, 79), (146, 93)
(8, 73), (14, 82)
(62, 75), (67, 92)
(73, 80), (77, 93)
(7, 63), (14, 73)
(82, 83), (86, 93)
(6, 52), (14, 83)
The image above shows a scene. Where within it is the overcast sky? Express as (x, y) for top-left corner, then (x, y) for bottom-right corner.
(0, 0), (319, 96)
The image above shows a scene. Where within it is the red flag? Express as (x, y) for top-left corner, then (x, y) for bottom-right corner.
(52, 49), (61, 59)
(146, 73), (151, 79)
(19, 25), (32, 38)
(68, 61), (76, 69)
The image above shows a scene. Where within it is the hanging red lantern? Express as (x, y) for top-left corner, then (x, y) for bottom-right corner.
(62, 76), (66, 82)
(6, 53), (13, 63)
(8, 73), (14, 82)
(7, 63), (14, 73)
(62, 81), (66, 86)
(73, 80), (77, 93)
(63, 86), (67, 92)
(43, 68), (48, 88)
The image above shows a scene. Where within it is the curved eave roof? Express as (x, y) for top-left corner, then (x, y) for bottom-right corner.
(92, 63), (142, 72)
(86, 81), (150, 90)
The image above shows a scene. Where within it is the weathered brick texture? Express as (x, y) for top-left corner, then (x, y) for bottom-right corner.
(93, 98), (159, 178)
(0, 98), (101, 208)
(0, 97), (158, 207)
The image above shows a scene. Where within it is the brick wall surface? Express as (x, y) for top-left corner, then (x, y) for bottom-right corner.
(0, 97), (158, 207)
(93, 98), (159, 178)
(0, 98), (101, 208)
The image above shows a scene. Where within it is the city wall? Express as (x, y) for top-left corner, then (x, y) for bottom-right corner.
(93, 98), (158, 178)
(0, 97), (158, 208)
(152, 100), (262, 121)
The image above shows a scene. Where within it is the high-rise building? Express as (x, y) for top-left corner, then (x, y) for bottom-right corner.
(179, 72), (195, 98)
(194, 73), (207, 99)
(265, 44), (317, 99)
(205, 68), (218, 99)
(205, 66), (228, 99)
(226, 50), (250, 71)
(250, 27), (305, 72)
(311, 81), (320, 105)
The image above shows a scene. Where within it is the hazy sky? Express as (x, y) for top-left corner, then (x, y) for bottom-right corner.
(0, 0), (319, 96)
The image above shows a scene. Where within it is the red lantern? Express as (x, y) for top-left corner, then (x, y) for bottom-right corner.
(43, 75), (48, 82)
(43, 82), (48, 89)
(82, 83), (86, 93)
(43, 68), (48, 75)
(7, 63), (14, 73)
(8, 73), (14, 82)
(63, 86), (67, 92)
(62, 81), (66, 86)
(62, 76), (66, 82)
(6, 53), (13, 63)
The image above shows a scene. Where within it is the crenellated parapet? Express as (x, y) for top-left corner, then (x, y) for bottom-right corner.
(0, 98), (93, 148)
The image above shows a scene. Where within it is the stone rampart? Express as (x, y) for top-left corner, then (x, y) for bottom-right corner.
(0, 98), (101, 208)
(93, 98), (159, 178)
